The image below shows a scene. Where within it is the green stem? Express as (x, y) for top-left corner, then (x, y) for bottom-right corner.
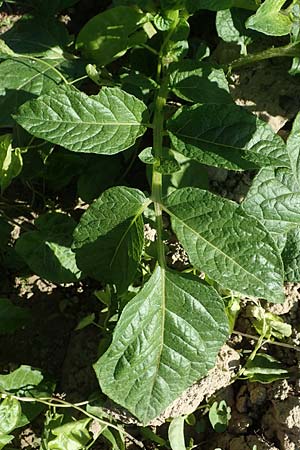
(151, 11), (180, 269)
(227, 42), (300, 71)
(0, 393), (145, 449)
(152, 76), (169, 269)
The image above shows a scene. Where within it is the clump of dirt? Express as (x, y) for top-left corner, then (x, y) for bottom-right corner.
(151, 345), (240, 426)
(263, 397), (300, 450)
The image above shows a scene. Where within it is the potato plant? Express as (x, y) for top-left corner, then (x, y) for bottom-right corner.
(0, 0), (300, 446)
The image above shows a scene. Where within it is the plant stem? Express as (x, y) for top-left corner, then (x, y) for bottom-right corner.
(151, 76), (169, 269)
(151, 11), (179, 269)
(227, 42), (300, 71)
(233, 330), (300, 352)
(0, 393), (145, 448)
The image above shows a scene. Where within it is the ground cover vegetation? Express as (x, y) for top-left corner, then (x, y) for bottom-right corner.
(0, 0), (300, 448)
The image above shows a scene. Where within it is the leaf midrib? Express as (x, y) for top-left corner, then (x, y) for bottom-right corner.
(169, 129), (277, 155)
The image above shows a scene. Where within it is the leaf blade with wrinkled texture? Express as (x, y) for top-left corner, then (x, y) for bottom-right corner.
(73, 186), (148, 292)
(0, 58), (61, 127)
(246, 0), (292, 36)
(95, 267), (228, 424)
(16, 212), (82, 283)
(169, 60), (232, 104)
(14, 86), (148, 155)
(167, 104), (288, 171)
(163, 187), (284, 302)
(287, 112), (300, 187)
(76, 6), (145, 66)
(242, 167), (300, 234)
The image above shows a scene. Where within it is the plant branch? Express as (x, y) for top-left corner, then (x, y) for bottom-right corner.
(151, 76), (169, 269)
(233, 330), (300, 352)
(0, 393), (145, 449)
(226, 42), (300, 71)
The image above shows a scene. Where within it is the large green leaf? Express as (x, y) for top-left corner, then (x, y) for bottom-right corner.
(0, 58), (61, 127)
(14, 86), (148, 155)
(282, 227), (300, 282)
(0, 298), (31, 334)
(246, 0), (292, 36)
(16, 212), (82, 283)
(76, 6), (146, 66)
(1, 15), (70, 55)
(73, 187), (148, 292)
(169, 60), (232, 104)
(163, 187), (284, 302)
(95, 266), (228, 424)
(167, 104), (288, 171)
(287, 112), (300, 187)
(243, 167), (300, 234)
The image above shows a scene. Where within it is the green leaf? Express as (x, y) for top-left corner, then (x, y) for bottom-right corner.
(47, 418), (91, 450)
(0, 298), (31, 334)
(95, 267), (229, 424)
(0, 434), (14, 449)
(208, 401), (231, 433)
(75, 313), (95, 331)
(168, 416), (186, 450)
(164, 18), (189, 63)
(186, 0), (258, 12)
(282, 226), (300, 282)
(246, 0), (292, 36)
(73, 187), (148, 292)
(163, 187), (284, 302)
(250, 305), (292, 340)
(0, 365), (53, 429)
(162, 155), (209, 197)
(243, 353), (289, 383)
(16, 212), (82, 283)
(0, 58), (68, 128)
(170, 60), (232, 104)
(77, 155), (122, 203)
(0, 366), (44, 393)
(167, 104), (288, 171)
(243, 167), (300, 234)
(0, 398), (21, 434)
(76, 6), (146, 66)
(102, 428), (125, 450)
(0, 39), (15, 57)
(0, 134), (22, 193)
(1, 15), (70, 56)
(287, 112), (300, 186)
(14, 86), (148, 155)
(216, 8), (256, 48)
